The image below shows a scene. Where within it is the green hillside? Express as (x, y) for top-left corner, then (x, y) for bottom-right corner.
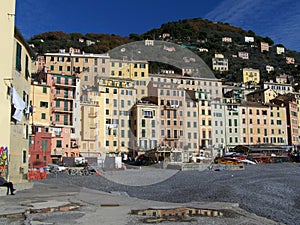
(28, 17), (300, 83)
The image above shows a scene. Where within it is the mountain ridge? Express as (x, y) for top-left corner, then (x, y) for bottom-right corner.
(27, 17), (300, 83)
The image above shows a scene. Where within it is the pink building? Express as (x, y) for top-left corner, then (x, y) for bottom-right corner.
(46, 73), (79, 161)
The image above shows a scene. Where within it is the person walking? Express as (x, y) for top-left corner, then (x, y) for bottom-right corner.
(0, 172), (16, 195)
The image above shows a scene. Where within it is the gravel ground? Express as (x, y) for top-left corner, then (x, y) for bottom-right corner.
(41, 163), (300, 225)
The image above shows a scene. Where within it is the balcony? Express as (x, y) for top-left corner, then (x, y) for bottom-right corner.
(105, 124), (118, 129)
(52, 107), (73, 114)
(51, 121), (71, 126)
(54, 94), (74, 100)
(164, 136), (179, 140)
(164, 104), (179, 110)
(90, 123), (97, 129)
(53, 80), (76, 88)
(88, 112), (97, 118)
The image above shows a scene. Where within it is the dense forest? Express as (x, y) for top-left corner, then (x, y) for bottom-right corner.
(28, 17), (300, 83)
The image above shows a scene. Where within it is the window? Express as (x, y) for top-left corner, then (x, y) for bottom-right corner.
(40, 101), (48, 108)
(42, 140), (48, 150)
(142, 119), (145, 127)
(144, 110), (153, 118)
(25, 55), (30, 79)
(16, 43), (22, 71)
(22, 150), (26, 163)
(142, 129), (146, 137)
(152, 120), (155, 127)
(41, 113), (46, 119)
(56, 140), (62, 148)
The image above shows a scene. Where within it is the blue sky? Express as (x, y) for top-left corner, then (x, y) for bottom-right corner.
(16, 0), (300, 51)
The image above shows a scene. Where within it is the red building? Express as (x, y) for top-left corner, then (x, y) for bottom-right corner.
(29, 125), (52, 168)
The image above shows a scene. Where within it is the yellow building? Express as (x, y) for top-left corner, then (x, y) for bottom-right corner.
(0, 0), (16, 181)
(87, 77), (137, 156)
(9, 30), (35, 182)
(80, 90), (101, 157)
(246, 88), (277, 104)
(0, 3), (15, 144)
(243, 68), (260, 84)
(30, 82), (51, 127)
(110, 59), (148, 100)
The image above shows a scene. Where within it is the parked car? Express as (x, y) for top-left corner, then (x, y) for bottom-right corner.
(130, 154), (155, 166)
(48, 164), (69, 173)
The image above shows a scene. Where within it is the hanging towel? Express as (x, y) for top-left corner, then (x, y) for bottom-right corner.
(11, 87), (26, 121)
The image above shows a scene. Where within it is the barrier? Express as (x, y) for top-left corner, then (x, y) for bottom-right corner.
(28, 169), (47, 180)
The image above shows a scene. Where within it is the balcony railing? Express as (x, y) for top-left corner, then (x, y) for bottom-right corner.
(164, 136), (179, 140)
(54, 94), (74, 100)
(52, 107), (73, 113)
(164, 104), (179, 110)
(88, 112), (97, 118)
(53, 80), (76, 88)
(90, 123), (97, 129)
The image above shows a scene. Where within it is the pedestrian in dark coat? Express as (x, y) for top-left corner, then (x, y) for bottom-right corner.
(0, 172), (16, 195)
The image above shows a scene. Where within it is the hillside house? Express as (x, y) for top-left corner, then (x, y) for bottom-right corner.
(245, 36), (254, 43)
(222, 37), (232, 43)
(212, 54), (228, 71)
(243, 68), (260, 84)
(286, 57), (295, 64)
(276, 46), (285, 54)
(238, 52), (249, 60)
(246, 88), (277, 103)
(266, 65), (274, 73)
(260, 42), (270, 52)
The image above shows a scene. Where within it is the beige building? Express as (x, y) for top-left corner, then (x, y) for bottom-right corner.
(260, 42), (269, 52)
(212, 54), (228, 71)
(132, 101), (159, 155)
(149, 74), (222, 158)
(264, 81), (294, 95)
(271, 95), (299, 149)
(240, 102), (287, 146)
(95, 77), (137, 156)
(44, 51), (110, 88)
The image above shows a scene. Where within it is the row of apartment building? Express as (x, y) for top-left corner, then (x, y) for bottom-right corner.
(1, 1), (299, 183)
(28, 47), (299, 168)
